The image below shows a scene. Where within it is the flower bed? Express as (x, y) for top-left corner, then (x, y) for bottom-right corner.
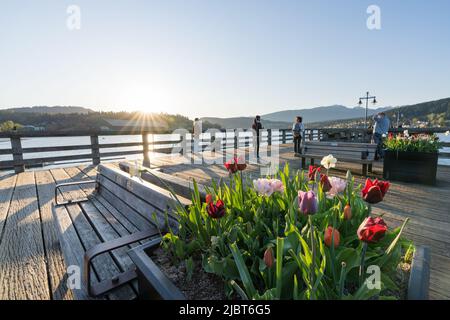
(383, 132), (441, 185)
(133, 155), (424, 300)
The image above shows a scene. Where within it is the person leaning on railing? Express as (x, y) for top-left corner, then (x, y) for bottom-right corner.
(372, 112), (390, 160)
(292, 116), (304, 157)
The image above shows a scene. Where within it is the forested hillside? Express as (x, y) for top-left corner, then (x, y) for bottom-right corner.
(307, 97), (450, 128)
(0, 109), (220, 132)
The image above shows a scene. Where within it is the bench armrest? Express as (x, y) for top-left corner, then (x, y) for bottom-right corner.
(54, 180), (97, 206)
(83, 229), (160, 297)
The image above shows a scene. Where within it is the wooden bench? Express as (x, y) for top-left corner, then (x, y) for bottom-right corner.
(52, 164), (189, 299)
(301, 141), (378, 176)
(118, 161), (208, 201)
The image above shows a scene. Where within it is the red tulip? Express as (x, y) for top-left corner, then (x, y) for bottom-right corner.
(263, 247), (274, 268)
(324, 227), (340, 248)
(207, 199), (226, 219)
(205, 194), (213, 204)
(308, 165), (321, 181)
(235, 155), (247, 171)
(224, 159), (238, 174)
(224, 156), (246, 174)
(357, 216), (388, 243)
(343, 204), (352, 220)
(362, 178), (390, 204)
(320, 174), (332, 193)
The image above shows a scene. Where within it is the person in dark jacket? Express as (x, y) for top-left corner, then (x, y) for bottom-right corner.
(252, 115), (263, 158)
(292, 116), (304, 156)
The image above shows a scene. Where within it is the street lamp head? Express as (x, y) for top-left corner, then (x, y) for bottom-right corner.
(372, 98), (377, 104)
(358, 99), (362, 105)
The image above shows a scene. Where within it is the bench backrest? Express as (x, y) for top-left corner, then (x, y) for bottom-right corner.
(96, 164), (189, 232)
(304, 141), (377, 161)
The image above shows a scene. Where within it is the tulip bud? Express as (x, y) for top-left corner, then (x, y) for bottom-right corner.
(324, 227), (340, 248)
(263, 247), (274, 268)
(205, 194), (213, 204)
(343, 204), (352, 220)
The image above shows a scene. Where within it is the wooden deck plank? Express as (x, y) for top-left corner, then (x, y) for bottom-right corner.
(35, 170), (74, 300)
(52, 203), (97, 300)
(0, 174), (16, 241)
(0, 172), (50, 300)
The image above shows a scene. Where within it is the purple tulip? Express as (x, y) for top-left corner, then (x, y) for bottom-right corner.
(298, 191), (318, 215)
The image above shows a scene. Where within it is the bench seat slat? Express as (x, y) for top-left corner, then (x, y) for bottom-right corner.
(97, 188), (156, 232)
(305, 141), (376, 148)
(303, 149), (375, 158)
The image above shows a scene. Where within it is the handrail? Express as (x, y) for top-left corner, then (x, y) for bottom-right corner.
(0, 129), (292, 173)
(1, 127), (448, 173)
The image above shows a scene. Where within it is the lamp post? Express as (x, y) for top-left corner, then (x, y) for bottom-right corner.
(358, 91), (377, 129)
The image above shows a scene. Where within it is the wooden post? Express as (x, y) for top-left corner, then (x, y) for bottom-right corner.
(142, 132), (150, 168)
(90, 135), (100, 165)
(11, 136), (25, 173)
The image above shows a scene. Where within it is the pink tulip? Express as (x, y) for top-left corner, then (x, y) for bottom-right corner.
(253, 178), (284, 197)
(298, 190), (318, 215)
(328, 177), (347, 196)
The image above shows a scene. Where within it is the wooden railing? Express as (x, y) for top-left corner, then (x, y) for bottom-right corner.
(0, 129), (297, 173)
(1, 127), (448, 173)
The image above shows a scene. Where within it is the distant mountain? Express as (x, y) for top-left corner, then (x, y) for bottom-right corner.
(200, 105), (392, 129)
(3, 106), (93, 114)
(309, 97), (450, 128)
(200, 117), (291, 130)
(262, 105), (392, 123)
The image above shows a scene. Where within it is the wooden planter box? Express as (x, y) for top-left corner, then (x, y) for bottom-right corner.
(383, 150), (438, 185)
(129, 239), (431, 300)
(128, 238), (185, 300)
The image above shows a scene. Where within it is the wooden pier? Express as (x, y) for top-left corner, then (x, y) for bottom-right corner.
(0, 143), (449, 299)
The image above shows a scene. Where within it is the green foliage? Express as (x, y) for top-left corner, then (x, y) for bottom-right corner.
(0, 121), (22, 132)
(160, 165), (412, 300)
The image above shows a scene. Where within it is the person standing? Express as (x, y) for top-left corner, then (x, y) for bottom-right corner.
(252, 115), (263, 158)
(192, 118), (202, 155)
(372, 112), (390, 160)
(292, 116), (304, 156)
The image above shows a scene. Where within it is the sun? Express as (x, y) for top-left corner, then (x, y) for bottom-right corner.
(116, 82), (174, 114)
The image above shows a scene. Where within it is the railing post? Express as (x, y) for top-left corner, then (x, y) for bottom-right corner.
(90, 135), (100, 165)
(11, 136), (25, 173)
(282, 129), (286, 144)
(267, 129), (272, 146)
(142, 132), (150, 168)
(234, 129), (238, 150)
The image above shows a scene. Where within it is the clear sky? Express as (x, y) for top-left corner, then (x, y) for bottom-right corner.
(1, 0), (449, 118)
